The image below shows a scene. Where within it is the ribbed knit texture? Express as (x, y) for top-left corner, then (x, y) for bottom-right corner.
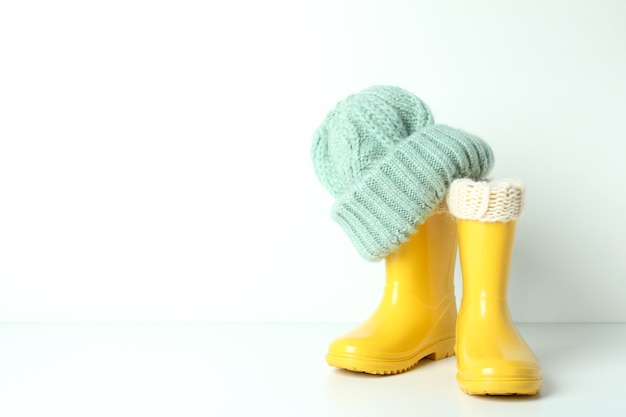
(447, 178), (525, 222)
(311, 86), (494, 261)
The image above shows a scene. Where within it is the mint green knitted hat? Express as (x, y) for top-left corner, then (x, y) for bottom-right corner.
(311, 86), (493, 261)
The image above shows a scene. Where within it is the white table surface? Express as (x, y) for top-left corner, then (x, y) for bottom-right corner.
(0, 323), (623, 416)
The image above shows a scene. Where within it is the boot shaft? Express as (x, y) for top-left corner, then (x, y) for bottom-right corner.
(385, 212), (457, 307)
(457, 219), (517, 305)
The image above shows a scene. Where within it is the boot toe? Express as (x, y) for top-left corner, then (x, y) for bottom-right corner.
(326, 335), (407, 375)
(457, 360), (542, 395)
(459, 358), (541, 378)
(326, 332), (456, 375)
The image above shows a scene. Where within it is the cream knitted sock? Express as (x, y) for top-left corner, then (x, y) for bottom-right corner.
(446, 178), (525, 222)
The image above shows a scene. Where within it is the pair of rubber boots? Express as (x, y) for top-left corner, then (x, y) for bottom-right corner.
(326, 179), (542, 396)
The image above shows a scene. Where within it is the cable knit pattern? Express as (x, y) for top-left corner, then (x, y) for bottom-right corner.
(311, 86), (494, 261)
(447, 178), (525, 222)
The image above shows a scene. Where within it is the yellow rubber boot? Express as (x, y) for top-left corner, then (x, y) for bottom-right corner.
(448, 179), (542, 395)
(325, 210), (458, 375)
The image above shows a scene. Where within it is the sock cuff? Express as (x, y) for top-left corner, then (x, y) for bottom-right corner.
(446, 178), (525, 222)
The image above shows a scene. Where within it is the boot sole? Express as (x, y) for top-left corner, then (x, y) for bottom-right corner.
(457, 376), (542, 395)
(325, 337), (455, 375)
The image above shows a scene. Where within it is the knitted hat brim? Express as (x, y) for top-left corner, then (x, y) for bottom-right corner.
(331, 124), (493, 261)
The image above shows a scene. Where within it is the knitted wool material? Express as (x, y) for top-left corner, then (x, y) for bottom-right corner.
(447, 178), (525, 222)
(311, 86), (494, 261)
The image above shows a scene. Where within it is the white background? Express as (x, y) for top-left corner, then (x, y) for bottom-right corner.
(1, 0), (625, 323)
